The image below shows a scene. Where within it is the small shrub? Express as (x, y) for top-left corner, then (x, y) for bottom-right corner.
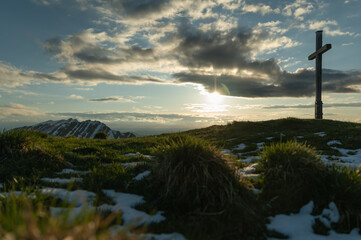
(0, 130), (66, 182)
(326, 166), (361, 233)
(150, 135), (265, 239)
(94, 131), (108, 139)
(259, 140), (328, 213)
(152, 135), (242, 212)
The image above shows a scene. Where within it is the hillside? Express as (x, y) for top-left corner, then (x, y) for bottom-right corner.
(1, 118), (361, 240)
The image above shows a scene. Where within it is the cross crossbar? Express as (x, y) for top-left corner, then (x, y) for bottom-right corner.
(308, 44), (332, 60)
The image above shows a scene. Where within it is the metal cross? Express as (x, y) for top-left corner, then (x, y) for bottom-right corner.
(308, 30), (332, 119)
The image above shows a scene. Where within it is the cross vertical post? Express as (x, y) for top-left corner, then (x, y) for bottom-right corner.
(315, 31), (323, 119)
(308, 30), (332, 120)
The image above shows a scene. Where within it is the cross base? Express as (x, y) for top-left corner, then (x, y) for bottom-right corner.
(315, 100), (323, 119)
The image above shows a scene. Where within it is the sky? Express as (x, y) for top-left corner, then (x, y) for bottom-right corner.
(0, 0), (361, 135)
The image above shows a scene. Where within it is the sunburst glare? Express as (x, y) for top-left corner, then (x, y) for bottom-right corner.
(207, 91), (223, 104)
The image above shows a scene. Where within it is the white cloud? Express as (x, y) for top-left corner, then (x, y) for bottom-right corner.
(308, 20), (338, 30)
(342, 42), (354, 46)
(283, 0), (314, 20)
(68, 94), (84, 100)
(242, 3), (280, 15)
(0, 103), (44, 119)
(324, 27), (356, 36)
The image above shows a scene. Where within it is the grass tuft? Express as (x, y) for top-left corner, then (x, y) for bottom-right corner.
(152, 134), (239, 213)
(258, 140), (328, 213)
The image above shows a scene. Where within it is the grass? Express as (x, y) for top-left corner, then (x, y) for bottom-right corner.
(1, 118), (361, 239)
(0, 192), (137, 240)
(151, 135), (239, 213)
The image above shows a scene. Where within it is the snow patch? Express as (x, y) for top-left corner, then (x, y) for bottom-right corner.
(41, 177), (83, 184)
(327, 140), (342, 146)
(102, 190), (165, 226)
(314, 132), (327, 137)
(133, 171), (151, 181)
(56, 169), (90, 175)
(257, 142), (265, 150)
(267, 201), (360, 240)
(239, 163), (260, 179)
(0, 183), (3, 189)
(41, 188), (96, 207)
(233, 143), (246, 150)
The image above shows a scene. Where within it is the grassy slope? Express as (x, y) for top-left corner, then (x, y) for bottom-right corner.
(1, 118), (361, 239)
(185, 118), (361, 154)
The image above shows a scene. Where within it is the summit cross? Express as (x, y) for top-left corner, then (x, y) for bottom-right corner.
(308, 30), (332, 119)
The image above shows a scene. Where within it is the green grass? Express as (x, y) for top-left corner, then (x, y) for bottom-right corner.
(1, 118), (361, 239)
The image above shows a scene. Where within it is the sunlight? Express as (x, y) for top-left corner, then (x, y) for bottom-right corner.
(207, 91), (223, 104)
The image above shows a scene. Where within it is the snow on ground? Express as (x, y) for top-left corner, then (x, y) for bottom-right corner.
(257, 142), (265, 150)
(297, 136), (304, 139)
(122, 152), (154, 160)
(329, 146), (361, 168)
(133, 170), (151, 181)
(56, 169), (90, 175)
(101, 190), (166, 226)
(0, 183), (3, 189)
(314, 132), (327, 137)
(266, 137), (274, 140)
(41, 188), (96, 207)
(226, 138), (237, 142)
(41, 177), (83, 184)
(233, 143), (246, 150)
(239, 163), (260, 179)
(319, 140), (361, 168)
(267, 201), (360, 240)
(327, 140), (342, 146)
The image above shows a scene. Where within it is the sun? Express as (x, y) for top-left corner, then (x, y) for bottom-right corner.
(207, 91), (223, 104)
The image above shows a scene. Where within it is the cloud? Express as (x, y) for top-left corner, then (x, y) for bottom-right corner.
(242, 3), (280, 15)
(308, 20), (338, 30)
(0, 62), (32, 87)
(185, 103), (230, 113)
(107, 0), (172, 19)
(263, 101), (361, 109)
(342, 42), (354, 46)
(0, 103), (44, 118)
(174, 69), (361, 98)
(68, 94), (84, 99)
(75, 87), (94, 91)
(51, 111), (230, 125)
(173, 23), (299, 70)
(283, 0), (314, 20)
(88, 96), (139, 103)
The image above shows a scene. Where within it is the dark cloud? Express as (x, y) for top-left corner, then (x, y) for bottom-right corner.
(174, 24), (258, 69)
(61, 66), (164, 83)
(43, 30), (155, 64)
(170, 23), (361, 97)
(263, 102), (361, 109)
(109, 0), (171, 18)
(43, 37), (62, 54)
(174, 69), (361, 98)
(89, 97), (122, 102)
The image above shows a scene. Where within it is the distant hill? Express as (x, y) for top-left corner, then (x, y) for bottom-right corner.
(18, 118), (136, 139)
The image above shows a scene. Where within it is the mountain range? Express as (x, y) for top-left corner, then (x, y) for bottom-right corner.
(19, 118), (135, 139)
